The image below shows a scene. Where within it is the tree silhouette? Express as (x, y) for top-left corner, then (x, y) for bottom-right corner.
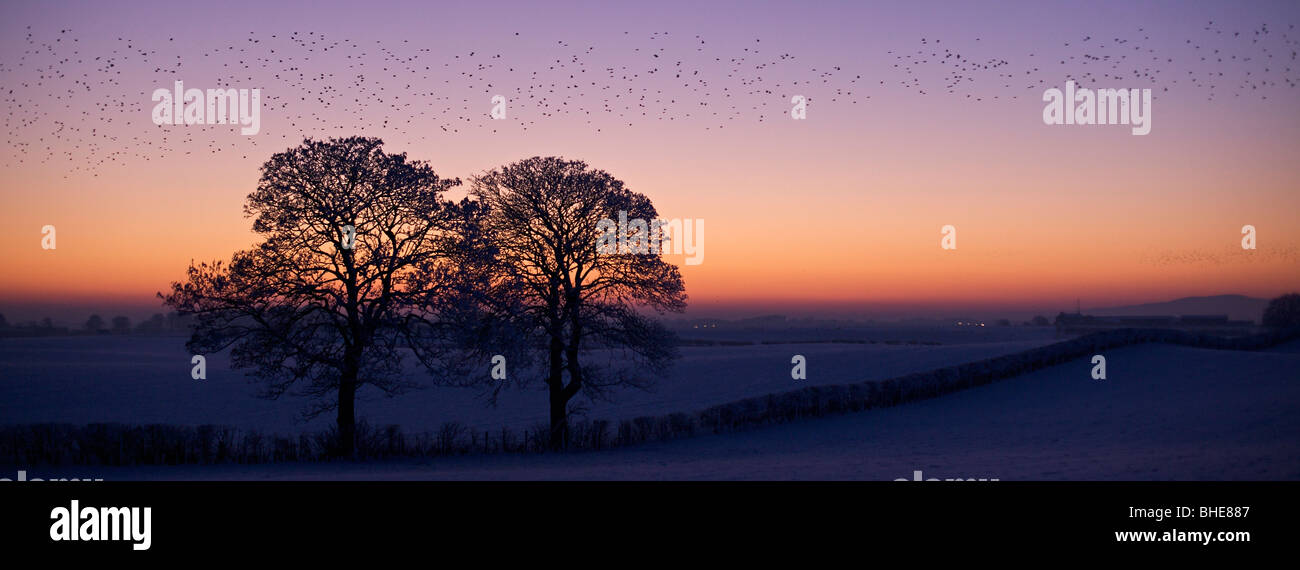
(85, 314), (105, 332)
(137, 313), (166, 332)
(471, 156), (687, 449)
(1262, 293), (1300, 328)
(161, 137), (472, 457)
(165, 311), (192, 331)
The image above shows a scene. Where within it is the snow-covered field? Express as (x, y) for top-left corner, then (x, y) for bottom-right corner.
(6, 336), (1298, 480)
(0, 326), (1060, 434)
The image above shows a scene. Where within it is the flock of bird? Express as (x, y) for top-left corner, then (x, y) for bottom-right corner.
(1139, 242), (1299, 267)
(2, 21), (1297, 176)
(890, 22), (1297, 101)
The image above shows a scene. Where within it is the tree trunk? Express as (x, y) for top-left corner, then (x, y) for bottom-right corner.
(555, 292), (585, 450)
(546, 332), (567, 450)
(337, 381), (356, 458)
(548, 388), (568, 451)
(337, 358), (359, 458)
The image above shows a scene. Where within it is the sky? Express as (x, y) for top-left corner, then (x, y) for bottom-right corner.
(1, 0), (1298, 324)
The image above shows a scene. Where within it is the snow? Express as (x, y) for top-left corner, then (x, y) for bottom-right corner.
(0, 329), (1060, 433)
(17, 340), (1299, 480)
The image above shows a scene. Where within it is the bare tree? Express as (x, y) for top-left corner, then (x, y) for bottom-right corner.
(161, 136), (470, 457)
(471, 156), (687, 449)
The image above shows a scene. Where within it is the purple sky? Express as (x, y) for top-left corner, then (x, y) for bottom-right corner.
(2, 0), (1298, 325)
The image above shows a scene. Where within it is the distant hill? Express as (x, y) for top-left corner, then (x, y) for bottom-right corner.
(1085, 295), (1268, 322)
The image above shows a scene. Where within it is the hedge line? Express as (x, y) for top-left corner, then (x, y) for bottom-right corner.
(3, 327), (1296, 465)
